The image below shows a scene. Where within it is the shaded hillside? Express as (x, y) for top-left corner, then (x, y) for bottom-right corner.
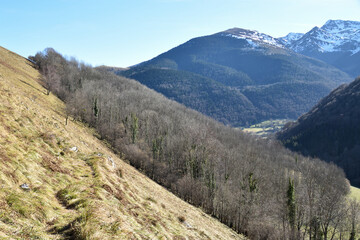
(122, 67), (257, 125)
(116, 29), (351, 126)
(0, 46), (243, 239)
(278, 77), (360, 187)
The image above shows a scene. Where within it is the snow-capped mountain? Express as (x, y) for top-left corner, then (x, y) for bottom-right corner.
(279, 20), (360, 77)
(221, 28), (284, 48)
(288, 20), (360, 54)
(221, 20), (360, 56)
(209, 21), (360, 77)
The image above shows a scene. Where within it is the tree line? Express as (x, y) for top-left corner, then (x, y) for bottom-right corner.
(30, 48), (359, 240)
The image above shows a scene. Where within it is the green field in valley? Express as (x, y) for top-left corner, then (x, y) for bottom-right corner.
(242, 119), (292, 137)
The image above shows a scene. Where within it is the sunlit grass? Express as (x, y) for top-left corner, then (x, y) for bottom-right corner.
(242, 119), (291, 137)
(350, 186), (360, 201)
(0, 46), (244, 239)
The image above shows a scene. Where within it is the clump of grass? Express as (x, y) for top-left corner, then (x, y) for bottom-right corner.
(178, 216), (186, 223)
(17, 225), (44, 239)
(145, 196), (157, 203)
(116, 168), (123, 178)
(83, 156), (104, 189)
(72, 210), (94, 240)
(173, 235), (186, 240)
(0, 211), (14, 224)
(109, 221), (122, 234)
(6, 193), (32, 217)
(57, 188), (77, 204)
(39, 131), (57, 148)
(56, 187), (87, 210)
(51, 201), (97, 239)
(84, 157), (100, 178)
(5, 192), (48, 222)
(149, 217), (158, 226)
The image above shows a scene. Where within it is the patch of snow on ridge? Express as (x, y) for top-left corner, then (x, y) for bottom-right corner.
(351, 45), (360, 55)
(320, 42), (336, 52)
(225, 34), (259, 48)
(279, 32), (304, 46)
(222, 28), (284, 48)
(246, 39), (258, 48)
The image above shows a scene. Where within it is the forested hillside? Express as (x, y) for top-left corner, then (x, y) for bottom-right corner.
(114, 30), (351, 126)
(29, 48), (360, 239)
(120, 68), (257, 125)
(278, 77), (360, 187)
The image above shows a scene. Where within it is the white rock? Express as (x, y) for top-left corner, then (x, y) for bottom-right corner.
(108, 156), (116, 168)
(69, 146), (78, 152)
(20, 183), (30, 191)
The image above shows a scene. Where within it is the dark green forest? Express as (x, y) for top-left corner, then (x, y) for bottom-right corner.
(30, 48), (358, 240)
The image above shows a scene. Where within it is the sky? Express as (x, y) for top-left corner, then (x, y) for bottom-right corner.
(1, 0), (359, 67)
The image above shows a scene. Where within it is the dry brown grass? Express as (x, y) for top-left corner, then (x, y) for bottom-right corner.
(0, 46), (244, 239)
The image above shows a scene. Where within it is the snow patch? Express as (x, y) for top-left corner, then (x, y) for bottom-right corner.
(246, 39), (258, 48)
(279, 32), (304, 46)
(223, 29), (284, 48)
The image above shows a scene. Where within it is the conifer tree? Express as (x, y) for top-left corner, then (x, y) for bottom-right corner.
(130, 113), (139, 144)
(287, 178), (296, 231)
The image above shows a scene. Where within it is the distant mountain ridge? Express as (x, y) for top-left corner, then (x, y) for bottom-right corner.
(279, 19), (360, 77)
(218, 19), (360, 59)
(113, 25), (351, 126)
(213, 20), (360, 77)
(285, 20), (360, 54)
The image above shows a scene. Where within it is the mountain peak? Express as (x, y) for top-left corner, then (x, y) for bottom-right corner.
(324, 19), (344, 26)
(278, 32), (305, 46)
(287, 19), (360, 55)
(321, 19), (360, 34)
(323, 19), (360, 28)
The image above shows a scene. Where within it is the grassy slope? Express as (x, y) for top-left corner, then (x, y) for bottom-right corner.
(0, 46), (243, 240)
(350, 186), (360, 201)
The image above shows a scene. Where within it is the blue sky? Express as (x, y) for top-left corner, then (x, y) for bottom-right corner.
(1, 0), (359, 67)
